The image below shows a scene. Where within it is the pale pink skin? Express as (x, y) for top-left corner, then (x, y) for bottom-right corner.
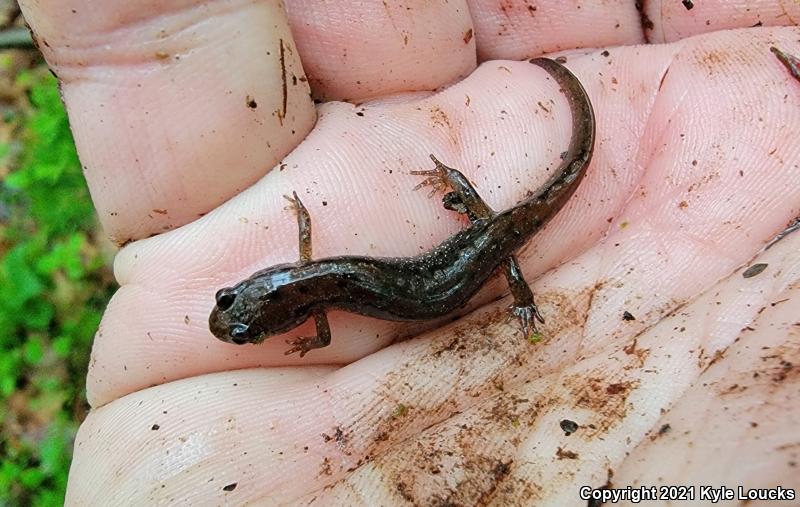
(19, 0), (800, 504)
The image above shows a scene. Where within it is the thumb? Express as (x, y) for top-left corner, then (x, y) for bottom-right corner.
(19, 0), (315, 243)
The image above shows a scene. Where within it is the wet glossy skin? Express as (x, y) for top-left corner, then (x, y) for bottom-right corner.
(209, 57), (596, 356)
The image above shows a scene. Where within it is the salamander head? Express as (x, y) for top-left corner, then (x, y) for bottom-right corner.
(208, 265), (314, 345)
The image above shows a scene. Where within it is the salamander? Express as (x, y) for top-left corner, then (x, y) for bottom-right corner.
(209, 57), (595, 356)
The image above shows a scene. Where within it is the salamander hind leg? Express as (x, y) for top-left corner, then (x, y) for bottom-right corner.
(503, 256), (545, 342)
(284, 310), (332, 357)
(411, 154), (494, 221)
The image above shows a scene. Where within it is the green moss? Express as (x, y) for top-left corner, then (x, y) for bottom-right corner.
(0, 69), (115, 506)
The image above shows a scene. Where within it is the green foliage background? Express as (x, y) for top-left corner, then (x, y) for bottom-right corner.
(1, 63), (115, 505)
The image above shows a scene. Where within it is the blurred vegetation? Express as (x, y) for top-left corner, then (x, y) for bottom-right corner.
(0, 51), (115, 505)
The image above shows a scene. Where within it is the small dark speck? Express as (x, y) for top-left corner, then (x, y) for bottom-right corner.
(742, 263), (768, 278)
(463, 28), (473, 44)
(246, 96), (258, 109)
(222, 483), (238, 492)
(658, 423), (671, 435)
(560, 419), (579, 436)
(556, 447), (579, 460)
(682, 0), (694, 10)
(622, 311), (636, 321)
(356, 111), (364, 117)
(322, 201), (328, 206)
(601, 50), (610, 57)
(751, 21), (763, 27)
(151, 424), (160, 430)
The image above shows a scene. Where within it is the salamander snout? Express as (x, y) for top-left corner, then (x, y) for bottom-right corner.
(229, 323), (250, 344)
(210, 287), (254, 344)
(209, 265), (321, 346)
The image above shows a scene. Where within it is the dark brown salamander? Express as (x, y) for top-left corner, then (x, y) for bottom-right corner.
(209, 57), (595, 356)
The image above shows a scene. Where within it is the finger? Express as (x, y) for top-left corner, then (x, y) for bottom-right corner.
(66, 230), (800, 504)
(284, 0), (476, 101)
(19, 0), (316, 243)
(642, 0), (800, 43)
(468, 0), (800, 61)
(87, 28), (800, 407)
(66, 366), (338, 505)
(468, 0), (645, 60)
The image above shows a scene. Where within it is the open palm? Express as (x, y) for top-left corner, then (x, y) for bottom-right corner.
(21, 1), (800, 505)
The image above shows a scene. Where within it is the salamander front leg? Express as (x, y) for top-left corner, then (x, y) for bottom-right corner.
(283, 191), (313, 263)
(283, 192), (331, 356)
(284, 311), (332, 357)
(503, 255), (544, 340)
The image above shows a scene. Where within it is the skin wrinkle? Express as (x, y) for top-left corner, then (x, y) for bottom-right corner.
(590, 50), (680, 244)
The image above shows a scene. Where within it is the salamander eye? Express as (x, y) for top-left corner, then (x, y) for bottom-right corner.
(215, 288), (237, 311)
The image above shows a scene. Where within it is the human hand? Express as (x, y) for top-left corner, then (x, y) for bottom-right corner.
(21, 1), (800, 504)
